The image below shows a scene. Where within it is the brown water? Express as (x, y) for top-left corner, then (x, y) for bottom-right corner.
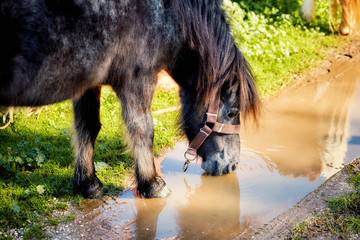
(55, 59), (360, 239)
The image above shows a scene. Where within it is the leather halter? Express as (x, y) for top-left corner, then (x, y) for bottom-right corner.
(183, 90), (241, 171)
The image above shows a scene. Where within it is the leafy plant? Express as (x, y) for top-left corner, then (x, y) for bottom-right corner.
(223, 0), (340, 97)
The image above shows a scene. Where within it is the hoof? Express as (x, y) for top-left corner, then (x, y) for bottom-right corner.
(85, 178), (105, 199)
(74, 176), (105, 199)
(340, 23), (350, 35)
(152, 185), (171, 198)
(138, 174), (171, 198)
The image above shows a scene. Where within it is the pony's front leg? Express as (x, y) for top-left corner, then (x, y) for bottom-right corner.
(116, 78), (171, 198)
(73, 87), (104, 198)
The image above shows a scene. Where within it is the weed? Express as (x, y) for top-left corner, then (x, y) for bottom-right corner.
(47, 218), (59, 226)
(328, 192), (360, 215)
(61, 212), (76, 223)
(23, 223), (51, 240)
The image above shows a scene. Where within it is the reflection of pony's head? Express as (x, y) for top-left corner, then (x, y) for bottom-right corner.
(177, 173), (246, 238)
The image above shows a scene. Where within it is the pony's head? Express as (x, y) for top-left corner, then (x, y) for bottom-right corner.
(168, 0), (260, 175)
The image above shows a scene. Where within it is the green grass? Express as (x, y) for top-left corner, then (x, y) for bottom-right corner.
(0, 0), (348, 238)
(153, 88), (182, 153)
(223, 0), (343, 97)
(287, 162), (360, 239)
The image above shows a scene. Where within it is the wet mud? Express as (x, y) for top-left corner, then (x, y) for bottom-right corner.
(49, 48), (360, 239)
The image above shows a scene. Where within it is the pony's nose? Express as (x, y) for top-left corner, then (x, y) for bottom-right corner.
(222, 162), (238, 175)
(201, 158), (238, 176)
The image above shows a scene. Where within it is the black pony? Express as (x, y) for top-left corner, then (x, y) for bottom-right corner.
(0, 0), (259, 198)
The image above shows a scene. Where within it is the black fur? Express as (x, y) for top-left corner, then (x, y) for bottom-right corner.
(0, 0), (259, 198)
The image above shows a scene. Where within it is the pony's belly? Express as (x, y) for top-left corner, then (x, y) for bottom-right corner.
(1, 78), (93, 107)
(0, 53), (112, 107)
(6, 87), (78, 107)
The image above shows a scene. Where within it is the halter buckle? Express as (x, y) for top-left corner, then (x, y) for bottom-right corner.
(183, 150), (198, 172)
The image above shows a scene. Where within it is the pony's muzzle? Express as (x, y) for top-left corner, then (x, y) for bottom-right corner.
(201, 151), (239, 176)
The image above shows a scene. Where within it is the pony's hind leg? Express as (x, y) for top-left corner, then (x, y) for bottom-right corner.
(116, 74), (171, 198)
(73, 87), (104, 198)
(340, 0), (360, 35)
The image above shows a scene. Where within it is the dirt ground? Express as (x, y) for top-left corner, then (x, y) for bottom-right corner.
(277, 37), (360, 95)
(248, 36), (360, 239)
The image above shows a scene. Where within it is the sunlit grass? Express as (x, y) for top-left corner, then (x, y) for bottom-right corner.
(224, 0), (343, 97)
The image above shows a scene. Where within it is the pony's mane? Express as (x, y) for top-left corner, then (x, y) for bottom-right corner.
(171, 0), (260, 120)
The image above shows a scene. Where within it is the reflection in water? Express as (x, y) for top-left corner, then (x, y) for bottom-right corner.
(177, 173), (243, 239)
(51, 61), (360, 239)
(319, 79), (360, 178)
(134, 197), (167, 239)
(239, 147), (276, 173)
(241, 65), (360, 181)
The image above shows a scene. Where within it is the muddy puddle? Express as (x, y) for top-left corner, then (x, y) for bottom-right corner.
(54, 59), (360, 239)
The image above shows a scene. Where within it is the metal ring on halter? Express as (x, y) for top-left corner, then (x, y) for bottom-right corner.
(184, 151), (197, 161)
(183, 152), (198, 172)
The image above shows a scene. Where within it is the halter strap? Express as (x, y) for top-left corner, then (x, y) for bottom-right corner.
(183, 91), (240, 171)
